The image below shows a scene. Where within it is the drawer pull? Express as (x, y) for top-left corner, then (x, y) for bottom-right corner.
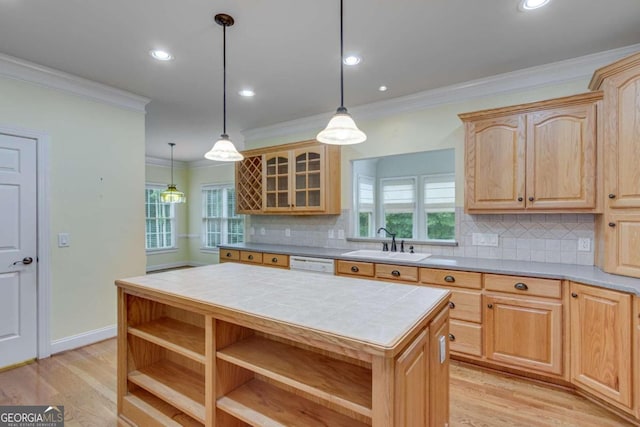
(248, 255), (254, 260)
(529, 196), (534, 202)
(608, 193), (616, 199)
(571, 292), (578, 298)
(517, 197), (523, 202)
(226, 252), (232, 257)
(271, 257), (278, 263)
(444, 275), (455, 283)
(351, 266), (359, 273)
(391, 270), (401, 277)
(514, 282), (528, 291)
(449, 301), (455, 309)
(448, 333), (455, 342)
(487, 303), (493, 309)
(608, 222), (616, 227)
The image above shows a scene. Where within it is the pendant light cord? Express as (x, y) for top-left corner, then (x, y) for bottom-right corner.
(222, 23), (227, 135)
(169, 143), (175, 186)
(340, 0), (344, 109)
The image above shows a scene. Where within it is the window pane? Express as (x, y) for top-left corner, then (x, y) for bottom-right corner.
(145, 186), (175, 250)
(384, 213), (413, 239)
(426, 212), (455, 240)
(201, 185), (245, 247)
(359, 212), (371, 237)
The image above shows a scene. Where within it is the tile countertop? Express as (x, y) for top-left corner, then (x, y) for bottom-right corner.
(218, 243), (640, 296)
(117, 263), (449, 351)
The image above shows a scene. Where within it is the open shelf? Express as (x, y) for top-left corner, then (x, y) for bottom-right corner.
(128, 360), (205, 423)
(217, 335), (372, 417)
(122, 388), (203, 427)
(128, 317), (205, 364)
(217, 379), (370, 427)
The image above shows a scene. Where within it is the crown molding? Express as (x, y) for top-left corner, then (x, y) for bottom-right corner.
(0, 52), (150, 112)
(242, 43), (640, 142)
(145, 156), (187, 169)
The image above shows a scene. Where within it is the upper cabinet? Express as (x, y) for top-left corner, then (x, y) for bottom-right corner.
(236, 140), (341, 215)
(460, 92), (603, 213)
(591, 51), (640, 278)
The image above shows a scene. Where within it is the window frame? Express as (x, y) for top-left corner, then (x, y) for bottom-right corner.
(145, 183), (177, 253)
(354, 174), (376, 238)
(201, 183), (245, 250)
(379, 176), (418, 240)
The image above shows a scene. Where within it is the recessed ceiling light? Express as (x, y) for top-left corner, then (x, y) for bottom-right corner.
(378, 85), (388, 92)
(519, 0), (550, 10)
(343, 55), (361, 66)
(149, 49), (174, 61)
(238, 89), (255, 97)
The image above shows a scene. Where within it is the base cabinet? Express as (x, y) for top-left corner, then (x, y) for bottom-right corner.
(570, 282), (633, 411)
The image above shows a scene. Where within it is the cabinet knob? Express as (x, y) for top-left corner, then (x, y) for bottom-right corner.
(487, 303), (494, 309)
(449, 301), (456, 309)
(517, 197), (523, 202)
(571, 292), (578, 298)
(351, 266), (359, 273)
(391, 270), (401, 277)
(444, 275), (455, 283)
(248, 255), (254, 260)
(608, 222), (616, 227)
(448, 333), (455, 342)
(271, 257), (278, 263)
(226, 252), (232, 257)
(608, 193), (616, 199)
(528, 197), (534, 202)
(514, 282), (528, 291)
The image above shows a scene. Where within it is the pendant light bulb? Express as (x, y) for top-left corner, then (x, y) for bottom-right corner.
(160, 143), (186, 204)
(204, 13), (244, 162)
(317, 0), (366, 146)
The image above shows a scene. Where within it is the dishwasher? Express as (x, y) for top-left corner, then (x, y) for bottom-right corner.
(289, 256), (335, 274)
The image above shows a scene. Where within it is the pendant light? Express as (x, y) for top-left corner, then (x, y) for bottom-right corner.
(204, 13), (244, 162)
(160, 143), (186, 204)
(317, 0), (366, 145)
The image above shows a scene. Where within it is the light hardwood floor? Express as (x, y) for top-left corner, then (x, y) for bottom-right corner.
(0, 339), (632, 426)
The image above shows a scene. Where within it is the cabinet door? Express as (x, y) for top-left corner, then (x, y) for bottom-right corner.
(635, 297), (640, 420)
(235, 155), (263, 213)
(263, 152), (291, 212)
(395, 329), (429, 427)
(485, 294), (563, 375)
(526, 103), (597, 210)
(292, 147), (324, 211)
(570, 282), (633, 409)
(603, 68), (640, 209)
(464, 114), (526, 210)
(605, 212), (640, 278)
(429, 309), (449, 427)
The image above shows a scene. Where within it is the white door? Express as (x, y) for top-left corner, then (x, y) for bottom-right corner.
(0, 133), (37, 368)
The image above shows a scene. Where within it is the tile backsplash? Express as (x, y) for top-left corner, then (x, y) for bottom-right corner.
(247, 207), (595, 266)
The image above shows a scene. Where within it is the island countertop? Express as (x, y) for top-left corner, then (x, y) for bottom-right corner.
(116, 262), (450, 355)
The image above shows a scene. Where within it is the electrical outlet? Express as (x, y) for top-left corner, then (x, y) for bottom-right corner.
(285, 228), (291, 237)
(337, 229), (345, 239)
(250, 227), (255, 236)
(328, 229), (335, 239)
(472, 232), (499, 247)
(260, 227), (265, 235)
(578, 238), (591, 252)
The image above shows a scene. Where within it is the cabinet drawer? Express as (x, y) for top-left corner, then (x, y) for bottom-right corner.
(336, 260), (374, 277)
(220, 249), (240, 262)
(420, 268), (482, 289)
(449, 320), (482, 357)
(240, 251), (263, 264)
(376, 264), (418, 282)
(263, 253), (289, 268)
(449, 289), (482, 323)
(485, 274), (561, 299)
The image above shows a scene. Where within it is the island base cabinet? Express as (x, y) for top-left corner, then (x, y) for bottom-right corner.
(570, 282), (633, 412)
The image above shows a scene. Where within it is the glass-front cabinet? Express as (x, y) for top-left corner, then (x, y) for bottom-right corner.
(264, 151), (291, 211)
(294, 148), (323, 211)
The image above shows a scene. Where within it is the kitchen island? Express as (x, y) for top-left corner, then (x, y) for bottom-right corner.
(116, 263), (451, 427)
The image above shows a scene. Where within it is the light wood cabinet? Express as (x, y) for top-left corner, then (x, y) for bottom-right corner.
(219, 249), (289, 269)
(484, 293), (563, 375)
(460, 92), (602, 213)
(570, 282), (633, 411)
(591, 52), (640, 279)
(635, 297), (640, 419)
(235, 140), (340, 215)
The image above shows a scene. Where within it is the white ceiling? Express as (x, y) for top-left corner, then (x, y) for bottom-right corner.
(1, 0), (639, 161)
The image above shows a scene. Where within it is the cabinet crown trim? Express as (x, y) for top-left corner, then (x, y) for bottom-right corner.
(589, 51), (640, 90)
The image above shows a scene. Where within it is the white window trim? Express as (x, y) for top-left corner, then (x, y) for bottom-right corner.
(145, 183), (177, 252)
(201, 183), (245, 249)
(353, 174), (376, 238)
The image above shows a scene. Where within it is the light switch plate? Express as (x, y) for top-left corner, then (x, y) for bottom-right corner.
(58, 233), (70, 248)
(472, 232), (499, 247)
(328, 229), (334, 239)
(285, 228), (291, 237)
(337, 229), (345, 239)
(577, 238), (591, 252)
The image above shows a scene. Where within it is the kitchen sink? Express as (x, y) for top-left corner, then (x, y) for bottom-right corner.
(341, 250), (431, 262)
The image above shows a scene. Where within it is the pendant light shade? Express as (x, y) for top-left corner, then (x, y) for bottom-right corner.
(317, 0), (366, 145)
(204, 13), (244, 162)
(160, 143), (186, 204)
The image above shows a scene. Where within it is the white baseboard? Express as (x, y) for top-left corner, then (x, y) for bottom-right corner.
(50, 324), (116, 355)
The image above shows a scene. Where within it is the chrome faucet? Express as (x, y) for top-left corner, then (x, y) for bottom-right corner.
(377, 227), (397, 252)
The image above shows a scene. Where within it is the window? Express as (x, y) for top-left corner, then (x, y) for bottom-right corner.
(423, 174), (455, 240)
(355, 175), (375, 237)
(145, 185), (176, 250)
(202, 185), (244, 248)
(381, 177), (416, 239)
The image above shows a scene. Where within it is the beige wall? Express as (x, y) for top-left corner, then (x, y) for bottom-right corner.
(245, 79), (591, 207)
(145, 164), (190, 270)
(0, 76), (146, 342)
